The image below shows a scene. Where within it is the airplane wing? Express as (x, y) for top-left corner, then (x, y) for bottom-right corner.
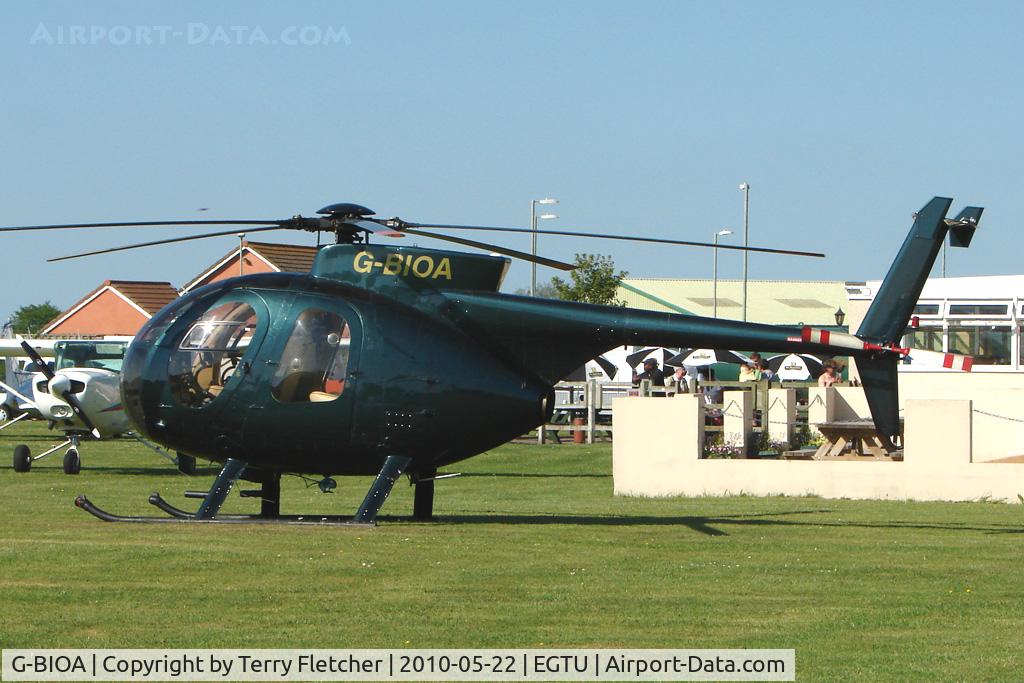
(0, 339), (57, 357)
(0, 377), (37, 409)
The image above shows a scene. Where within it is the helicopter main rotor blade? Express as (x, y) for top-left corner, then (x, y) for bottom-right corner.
(48, 226), (288, 262)
(0, 219), (286, 233)
(398, 227), (576, 270)
(391, 222), (825, 259)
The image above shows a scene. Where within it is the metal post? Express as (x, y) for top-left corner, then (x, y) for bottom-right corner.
(739, 182), (750, 321)
(530, 200), (537, 297)
(529, 198), (558, 297)
(586, 379), (597, 444)
(713, 229), (731, 318)
(713, 233), (720, 319)
(238, 233), (245, 276)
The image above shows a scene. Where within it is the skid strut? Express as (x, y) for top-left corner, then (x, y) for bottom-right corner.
(260, 472), (281, 518)
(196, 458), (247, 519)
(354, 455), (412, 524)
(413, 468), (437, 521)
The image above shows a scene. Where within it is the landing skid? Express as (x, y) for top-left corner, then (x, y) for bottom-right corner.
(75, 495), (369, 526)
(76, 455), (438, 526)
(146, 492), (277, 521)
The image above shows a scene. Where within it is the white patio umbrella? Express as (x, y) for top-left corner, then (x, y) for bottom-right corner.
(666, 348), (750, 368)
(625, 347), (677, 369)
(766, 353), (826, 380)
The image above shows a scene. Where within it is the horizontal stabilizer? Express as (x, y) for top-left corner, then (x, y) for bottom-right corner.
(947, 206), (983, 248)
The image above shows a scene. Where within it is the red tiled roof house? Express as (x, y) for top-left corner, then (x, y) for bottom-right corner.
(42, 280), (180, 336)
(180, 241), (318, 293)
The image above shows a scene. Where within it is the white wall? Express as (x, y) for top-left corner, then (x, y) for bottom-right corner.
(613, 396), (1024, 503)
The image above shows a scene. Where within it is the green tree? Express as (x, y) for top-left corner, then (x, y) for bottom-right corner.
(10, 302), (62, 335)
(513, 281), (559, 299)
(551, 253), (627, 306)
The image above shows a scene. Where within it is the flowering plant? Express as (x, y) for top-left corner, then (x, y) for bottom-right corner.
(704, 442), (744, 459)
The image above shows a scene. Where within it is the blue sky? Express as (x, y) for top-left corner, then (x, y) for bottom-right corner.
(1, 1), (1022, 323)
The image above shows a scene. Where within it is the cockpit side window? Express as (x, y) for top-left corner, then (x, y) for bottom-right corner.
(271, 309), (350, 403)
(168, 301), (257, 408)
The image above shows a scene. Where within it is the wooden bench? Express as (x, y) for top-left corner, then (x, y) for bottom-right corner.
(813, 420), (903, 461)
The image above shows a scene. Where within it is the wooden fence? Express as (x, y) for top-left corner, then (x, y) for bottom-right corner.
(534, 379), (844, 444)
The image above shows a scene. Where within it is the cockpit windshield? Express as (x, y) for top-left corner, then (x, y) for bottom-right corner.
(168, 301), (257, 408)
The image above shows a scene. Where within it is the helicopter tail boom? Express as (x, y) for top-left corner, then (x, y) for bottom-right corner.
(444, 197), (982, 444)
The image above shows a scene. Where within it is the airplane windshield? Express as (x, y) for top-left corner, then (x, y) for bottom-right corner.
(54, 341), (129, 372)
(168, 301), (257, 408)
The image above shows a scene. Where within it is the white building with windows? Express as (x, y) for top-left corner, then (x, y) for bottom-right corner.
(846, 275), (1024, 373)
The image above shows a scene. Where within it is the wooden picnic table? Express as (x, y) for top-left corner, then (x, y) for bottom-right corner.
(813, 419), (903, 461)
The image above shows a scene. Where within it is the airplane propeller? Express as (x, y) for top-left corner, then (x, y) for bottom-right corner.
(0, 202), (825, 267)
(19, 341), (101, 438)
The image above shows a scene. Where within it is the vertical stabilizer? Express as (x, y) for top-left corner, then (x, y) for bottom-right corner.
(857, 198), (984, 344)
(856, 197), (952, 344)
(854, 355), (900, 446)
(853, 197), (983, 444)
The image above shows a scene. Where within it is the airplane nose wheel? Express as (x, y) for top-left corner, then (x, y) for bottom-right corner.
(63, 448), (81, 475)
(13, 444), (31, 472)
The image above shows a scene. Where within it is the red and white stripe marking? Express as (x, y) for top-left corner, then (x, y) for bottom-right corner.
(904, 348), (974, 372)
(799, 327), (973, 371)
(945, 354), (973, 371)
(801, 326), (867, 351)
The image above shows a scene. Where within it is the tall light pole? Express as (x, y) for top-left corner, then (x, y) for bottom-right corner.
(238, 233), (246, 276)
(530, 198), (558, 296)
(713, 229), (732, 318)
(738, 182), (750, 321)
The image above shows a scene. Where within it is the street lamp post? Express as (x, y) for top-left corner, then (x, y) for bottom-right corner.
(238, 233), (246, 276)
(530, 198), (558, 296)
(713, 229), (733, 318)
(739, 182), (750, 321)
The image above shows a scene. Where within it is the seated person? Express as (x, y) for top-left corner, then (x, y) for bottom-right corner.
(667, 366), (689, 394)
(818, 362), (840, 387)
(632, 358), (667, 396)
(739, 352), (764, 381)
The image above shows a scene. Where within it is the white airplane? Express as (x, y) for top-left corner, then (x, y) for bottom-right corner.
(0, 339), (57, 424)
(0, 337), (187, 474)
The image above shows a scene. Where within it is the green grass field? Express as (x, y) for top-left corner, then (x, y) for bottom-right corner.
(1, 421), (1023, 681)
